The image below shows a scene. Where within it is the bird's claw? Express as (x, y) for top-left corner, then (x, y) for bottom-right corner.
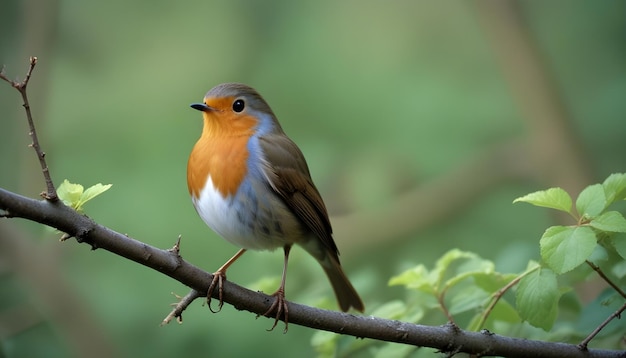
(262, 288), (289, 333)
(206, 271), (226, 313)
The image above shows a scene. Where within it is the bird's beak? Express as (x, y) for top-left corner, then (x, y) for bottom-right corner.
(190, 103), (213, 112)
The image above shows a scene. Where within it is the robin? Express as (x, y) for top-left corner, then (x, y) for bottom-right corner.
(187, 83), (364, 331)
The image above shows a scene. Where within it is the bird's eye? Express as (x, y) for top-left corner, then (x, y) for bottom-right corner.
(232, 99), (245, 112)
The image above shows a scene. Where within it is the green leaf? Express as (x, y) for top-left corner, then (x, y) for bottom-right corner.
(468, 299), (521, 331)
(590, 211), (626, 233)
(57, 180), (112, 212)
(516, 268), (560, 331)
(603, 173), (626, 204)
(78, 183), (113, 207)
(57, 179), (84, 209)
(473, 272), (518, 294)
(575, 184), (606, 218)
(433, 249), (475, 285)
(441, 252), (495, 289)
(513, 188), (573, 214)
(447, 284), (489, 315)
(489, 299), (521, 324)
(388, 265), (435, 294)
(540, 226), (596, 274)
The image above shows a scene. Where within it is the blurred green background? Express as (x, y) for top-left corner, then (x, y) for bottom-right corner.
(1, 0), (625, 357)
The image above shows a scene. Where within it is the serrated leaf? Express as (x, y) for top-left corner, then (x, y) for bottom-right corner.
(590, 211), (626, 233)
(57, 179), (84, 209)
(603, 173), (626, 204)
(513, 188), (573, 214)
(576, 184), (606, 218)
(540, 226), (596, 274)
(516, 268), (560, 331)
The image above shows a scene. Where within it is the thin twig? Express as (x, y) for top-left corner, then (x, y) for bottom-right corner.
(161, 289), (203, 325)
(437, 288), (456, 324)
(578, 300), (626, 350)
(586, 260), (626, 299)
(577, 260), (626, 348)
(0, 57), (58, 201)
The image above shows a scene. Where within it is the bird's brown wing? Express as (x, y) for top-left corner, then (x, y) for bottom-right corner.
(259, 134), (338, 256)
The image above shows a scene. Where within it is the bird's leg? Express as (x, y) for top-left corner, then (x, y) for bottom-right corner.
(207, 248), (246, 313)
(263, 245), (291, 332)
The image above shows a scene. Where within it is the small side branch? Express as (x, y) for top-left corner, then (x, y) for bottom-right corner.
(578, 300), (626, 351)
(161, 289), (203, 325)
(0, 57), (58, 201)
(476, 273), (525, 330)
(578, 260), (626, 349)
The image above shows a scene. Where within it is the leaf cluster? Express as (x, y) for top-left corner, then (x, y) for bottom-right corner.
(313, 173), (626, 356)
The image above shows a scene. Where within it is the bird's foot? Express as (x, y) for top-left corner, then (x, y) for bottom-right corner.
(206, 270), (226, 313)
(262, 287), (289, 333)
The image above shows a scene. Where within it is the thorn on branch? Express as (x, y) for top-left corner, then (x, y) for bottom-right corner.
(168, 235), (182, 256)
(444, 321), (461, 333)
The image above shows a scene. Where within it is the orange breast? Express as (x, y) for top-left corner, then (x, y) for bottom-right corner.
(187, 109), (258, 198)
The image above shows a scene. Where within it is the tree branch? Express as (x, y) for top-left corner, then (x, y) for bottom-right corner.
(0, 188), (623, 358)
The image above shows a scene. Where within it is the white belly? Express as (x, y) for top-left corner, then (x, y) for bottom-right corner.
(192, 174), (302, 250)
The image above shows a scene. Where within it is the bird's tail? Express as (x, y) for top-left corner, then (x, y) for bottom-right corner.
(320, 255), (365, 312)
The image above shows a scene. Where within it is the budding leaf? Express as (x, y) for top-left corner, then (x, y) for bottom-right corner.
(57, 179), (112, 212)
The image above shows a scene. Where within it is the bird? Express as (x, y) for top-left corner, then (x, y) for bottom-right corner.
(186, 83), (364, 331)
